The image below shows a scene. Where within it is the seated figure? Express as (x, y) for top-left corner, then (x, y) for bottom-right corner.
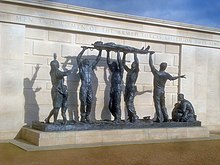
(172, 93), (196, 122)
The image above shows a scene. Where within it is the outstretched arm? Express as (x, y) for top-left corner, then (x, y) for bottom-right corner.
(117, 51), (124, 78)
(92, 49), (102, 70)
(168, 74), (186, 81)
(149, 51), (157, 74)
(107, 50), (111, 68)
(134, 53), (139, 72)
(122, 52), (130, 72)
(77, 47), (87, 65)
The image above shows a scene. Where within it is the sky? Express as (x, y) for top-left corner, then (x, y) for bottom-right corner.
(48, 0), (220, 29)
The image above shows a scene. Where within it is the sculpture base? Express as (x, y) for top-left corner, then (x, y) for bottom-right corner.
(20, 126), (209, 147)
(32, 120), (202, 132)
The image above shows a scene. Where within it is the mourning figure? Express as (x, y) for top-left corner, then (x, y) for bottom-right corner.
(122, 53), (139, 123)
(149, 51), (186, 123)
(107, 50), (124, 122)
(45, 53), (72, 124)
(172, 93), (196, 122)
(77, 47), (102, 122)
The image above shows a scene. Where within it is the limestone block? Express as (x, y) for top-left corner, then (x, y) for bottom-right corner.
(33, 40), (61, 56)
(196, 113), (207, 125)
(180, 72), (195, 97)
(165, 93), (174, 106)
(187, 127), (209, 138)
(24, 55), (47, 66)
(144, 65), (151, 72)
(194, 74), (207, 100)
(148, 128), (168, 140)
(39, 131), (76, 146)
(31, 66), (50, 80)
(48, 30), (73, 43)
(98, 83), (108, 91)
(76, 34), (101, 45)
(25, 28), (48, 40)
(0, 23), (25, 133)
(25, 39), (33, 55)
(0, 24), (25, 60)
(165, 86), (178, 93)
(165, 44), (180, 54)
(147, 42), (165, 53)
(206, 125), (220, 131)
(61, 44), (82, 57)
(154, 53), (175, 66)
(35, 91), (52, 105)
(137, 54), (149, 64)
(174, 55), (179, 66)
(180, 45), (196, 72)
(167, 128), (187, 139)
(135, 93), (153, 105)
(124, 40), (145, 48)
(165, 80), (173, 86)
(136, 72), (153, 85)
(76, 130), (102, 144)
(0, 131), (18, 140)
(166, 66), (178, 74)
(102, 129), (145, 142)
(101, 37), (124, 44)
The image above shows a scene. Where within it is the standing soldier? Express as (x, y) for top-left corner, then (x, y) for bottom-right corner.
(45, 53), (72, 124)
(77, 47), (102, 122)
(122, 53), (139, 123)
(149, 51), (185, 123)
(107, 50), (124, 123)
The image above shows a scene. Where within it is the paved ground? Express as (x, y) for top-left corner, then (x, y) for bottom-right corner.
(1, 134), (220, 165)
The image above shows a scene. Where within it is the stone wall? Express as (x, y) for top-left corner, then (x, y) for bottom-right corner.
(0, 0), (220, 139)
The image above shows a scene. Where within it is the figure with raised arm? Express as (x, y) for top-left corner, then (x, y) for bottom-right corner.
(122, 52), (140, 123)
(107, 50), (124, 123)
(45, 53), (72, 124)
(77, 47), (102, 122)
(172, 93), (196, 122)
(149, 51), (186, 123)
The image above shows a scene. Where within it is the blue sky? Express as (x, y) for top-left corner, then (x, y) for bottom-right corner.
(48, 0), (220, 28)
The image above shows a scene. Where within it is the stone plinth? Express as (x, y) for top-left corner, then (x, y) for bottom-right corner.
(20, 122), (209, 147)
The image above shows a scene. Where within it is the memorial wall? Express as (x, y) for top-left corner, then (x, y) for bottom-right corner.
(0, 0), (220, 139)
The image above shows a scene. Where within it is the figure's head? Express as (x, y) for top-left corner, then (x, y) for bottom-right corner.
(82, 59), (90, 66)
(178, 93), (184, 101)
(111, 61), (118, 71)
(159, 62), (167, 71)
(50, 59), (59, 70)
(50, 53), (59, 70)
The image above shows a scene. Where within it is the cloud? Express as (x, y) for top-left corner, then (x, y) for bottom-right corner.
(48, 0), (220, 28)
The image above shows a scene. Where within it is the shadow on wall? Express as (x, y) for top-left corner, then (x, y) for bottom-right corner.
(23, 64), (41, 125)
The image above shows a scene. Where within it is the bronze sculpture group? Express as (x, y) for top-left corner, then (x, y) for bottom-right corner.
(45, 41), (196, 124)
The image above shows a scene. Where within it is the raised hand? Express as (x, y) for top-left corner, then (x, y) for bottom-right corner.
(35, 64), (40, 71)
(180, 75), (186, 78)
